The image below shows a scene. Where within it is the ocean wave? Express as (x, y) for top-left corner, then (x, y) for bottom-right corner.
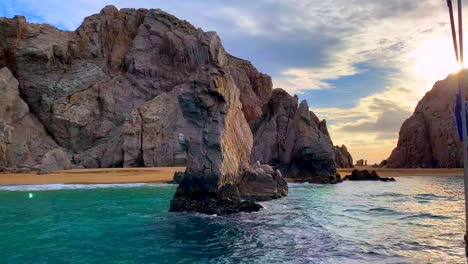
(399, 213), (451, 220)
(370, 192), (407, 198)
(0, 183), (172, 191)
(415, 193), (449, 200)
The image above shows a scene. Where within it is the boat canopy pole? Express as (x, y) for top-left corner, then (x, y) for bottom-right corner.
(458, 0), (468, 256)
(448, 0), (468, 256)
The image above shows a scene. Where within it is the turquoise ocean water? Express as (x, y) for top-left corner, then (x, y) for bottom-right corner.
(0, 176), (465, 263)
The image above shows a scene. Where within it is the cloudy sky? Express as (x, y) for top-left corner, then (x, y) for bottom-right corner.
(0, 0), (462, 163)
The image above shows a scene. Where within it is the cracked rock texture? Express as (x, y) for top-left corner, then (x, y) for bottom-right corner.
(0, 67), (64, 171)
(250, 89), (337, 183)
(0, 5), (344, 212)
(387, 72), (467, 168)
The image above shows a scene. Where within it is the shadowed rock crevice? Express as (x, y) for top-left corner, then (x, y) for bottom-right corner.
(250, 89), (337, 183)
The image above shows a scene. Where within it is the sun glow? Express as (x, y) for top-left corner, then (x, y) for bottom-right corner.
(413, 37), (462, 83)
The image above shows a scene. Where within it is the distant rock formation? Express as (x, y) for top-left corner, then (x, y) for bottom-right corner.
(378, 160), (387, 168)
(334, 145), (354, 168)
(355, 159), (364, 166)
(250, 89), (337, 183)
(387, 72), (468, 168)
(343, 169), (395, 182)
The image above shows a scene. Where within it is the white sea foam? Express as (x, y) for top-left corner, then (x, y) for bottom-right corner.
(0, 183), (172, 191)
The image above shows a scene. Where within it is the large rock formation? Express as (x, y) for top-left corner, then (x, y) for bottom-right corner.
(387, 72), (467, 168)
(334, 145), (354, 168)
(0, 6), (282, 171)
(0, 6), (346, 212)
(0, 67), (67, 172)
(0, 6), (291, 213)
(250, 89), (337, 183)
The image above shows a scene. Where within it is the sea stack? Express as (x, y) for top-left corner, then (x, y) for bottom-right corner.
(387, 71), (468, 168)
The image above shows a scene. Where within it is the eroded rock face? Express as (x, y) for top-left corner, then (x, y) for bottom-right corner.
(343, 169), (395, 182)
(0, 67), (59, 171)
(0, 6), (346, 213)
(227, 54), (273, 122)
(38, 148), (72, 174)
(122, 92), (186, 167)
(0, 7), (275, 170)
(387, 72), (466, 168)
(251, 89), (337, 182)
(0, 6), (291, 214)
(334, 145), (354, 168)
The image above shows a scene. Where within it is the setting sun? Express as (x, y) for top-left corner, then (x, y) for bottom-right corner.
(413, 37), (462, 83)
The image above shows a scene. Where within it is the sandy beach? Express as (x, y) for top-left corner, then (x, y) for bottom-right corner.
(0, 166), (463, 185)
(338, 167), (464, 177)
(0, 167), (185, 185)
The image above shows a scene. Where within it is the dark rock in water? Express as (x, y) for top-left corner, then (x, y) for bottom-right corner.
(336, 173), (343, 183)
(238, 163), (288, 201)
(250, 89), (337, 182)
(344, 169), (395, 182)
(334, 145), (354, 168)
(170, 197), (262, 216)
(380, 177), (396, 182)
(387, 71), (468, 168)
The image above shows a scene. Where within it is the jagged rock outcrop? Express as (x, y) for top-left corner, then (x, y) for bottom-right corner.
(250, 89), (337, 183)
(0, 5), (350, 213)
(343, 169), (395, 182)
(0, 67), (65, 171)
(334, 145), (354, 168)
(355, 159), (364, 166)
(238, 163), (288, 201)
(227, 54), (273, 122)
(0, 6), (276, 170)
(387, 72), (467, 168)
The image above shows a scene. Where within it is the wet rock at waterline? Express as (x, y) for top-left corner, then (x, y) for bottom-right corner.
(343, 169), (396, 182)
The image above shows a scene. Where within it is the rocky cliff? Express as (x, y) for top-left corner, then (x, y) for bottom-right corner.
(0, 67), (70, 173)
(250, 89), (337, 183)
(334, 145), (354, 168)
(387, 72), (467, 168)
(0, 6), (342, 213)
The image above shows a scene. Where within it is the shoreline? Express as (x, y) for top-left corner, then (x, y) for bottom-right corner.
(0, 167), (185, 185)
(338, 167), (463, 177)
(0, 167), (463, 185)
